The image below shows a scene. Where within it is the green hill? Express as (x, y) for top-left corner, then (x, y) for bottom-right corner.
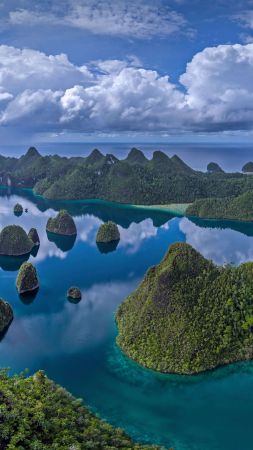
(2, 147), (253, 209)
(116, 242), (253, 374)
(186, 191), (253, 221)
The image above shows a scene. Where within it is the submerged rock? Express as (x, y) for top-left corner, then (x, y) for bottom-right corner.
(14, 203), (23, 216)
(96, 221), (120, 244)
(0, 299), (13, 333)
(16, 262), (39, 294)
(0, 225), (33, 256)
(28, 228), (40, 246)
(46, 210), (77, 236)
(67, 287), (82, 301)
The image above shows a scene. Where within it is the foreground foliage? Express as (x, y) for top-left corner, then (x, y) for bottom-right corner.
(116, 242), (253, 374)
(187, 191), (253, 221)
(0, 370), (161, 450)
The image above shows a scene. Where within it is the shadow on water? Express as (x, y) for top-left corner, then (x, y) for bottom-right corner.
(0, 254), (30, 271)
(30, 245), (40, 257)
(46, 231), (76, 252)
(19, 287), (39, 305)
(96, 240), (120, 254)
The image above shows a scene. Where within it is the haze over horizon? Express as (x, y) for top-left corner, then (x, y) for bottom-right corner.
(1, 1), (253, 145)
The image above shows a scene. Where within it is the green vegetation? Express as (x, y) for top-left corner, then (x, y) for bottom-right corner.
(2, 147), (253, 209)
(207, 162), (224, 173)
(67, 286), (82, 300)
(116, 242), (253, 374)
(242, 162), (253, 173)
(0, 300), (13, 333)
(0, 225), (33, 256)
(0, 370), (161, 450)
(46, 210), (77, 236)
(16, 262), (39, 294)
(96, 221), (120, 243)
(13, 203), (23, 215)
(187, 191), (253, 221)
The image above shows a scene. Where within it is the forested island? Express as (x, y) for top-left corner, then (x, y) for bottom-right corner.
(0, 370), (161, 449)
(116, 242), (253, 374)
(1, 147), (253, 221)
(187, 191), (253, 221)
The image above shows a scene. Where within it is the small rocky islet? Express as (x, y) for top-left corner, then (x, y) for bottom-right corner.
(96, 221), (120, 243)
(46, 210), (77, 236)
(0, 299), (13, 333)
(13, 203), (23, 215)
(28, 228), (40, 246)
(16, 262), (39, 294)
(67, 287), (82, 302)
(0, 225), (35, 256)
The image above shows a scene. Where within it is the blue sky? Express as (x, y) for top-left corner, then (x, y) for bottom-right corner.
(1, 0), (253, 144)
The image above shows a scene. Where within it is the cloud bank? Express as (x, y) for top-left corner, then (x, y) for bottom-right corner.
(1, 43), (253, 134)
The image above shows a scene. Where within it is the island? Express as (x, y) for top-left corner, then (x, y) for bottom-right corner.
(46, 210), (77, 236)
(0, 299), (13, 333)
(116, 242), (253, 374)
(186, 191), (253, 221)
(242, 162), (253, 173)
(28, 228), (40, 246)
(13, 203), (23, 215)
(96, 221), (120, 243)
(0, 370), (160, 449)
(1, 147), (253, 215)
(0, 225), (34, 256)
(67, 286), (82, 301)
(207, 162), (224, 173)
(16, 262), (39, 294)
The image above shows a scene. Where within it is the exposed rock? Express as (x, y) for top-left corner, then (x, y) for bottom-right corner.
(0, 299), (13, 333)
(14, 203), (23, 215)
(46, 210), (77, 236)
(28, 228), (40, 246)
(0, 225), (33, 256)
(67, 287), (82, 301)
(96, 221), (120, 243)
(16, 262), (39, 294)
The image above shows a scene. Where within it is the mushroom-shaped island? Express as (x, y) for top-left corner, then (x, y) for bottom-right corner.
(16, 262), (39, 294)
(0, 299), (13, 333)
(28, 228), (40, 246)
(0, 225), (34, 256)
(14, 203), (23, 215)
(46, 210), (77, 236)
(96, 221), (120, 243)
(67, 287), (82, 301)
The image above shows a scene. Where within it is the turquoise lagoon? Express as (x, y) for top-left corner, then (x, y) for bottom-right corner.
(0, 188), (253, 450)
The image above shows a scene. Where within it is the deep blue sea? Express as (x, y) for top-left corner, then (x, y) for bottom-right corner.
(0, 187), (253, 449)
(1, 141), (253, 172)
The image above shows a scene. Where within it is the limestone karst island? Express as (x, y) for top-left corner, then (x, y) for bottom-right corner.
(1, 1), (253, 449)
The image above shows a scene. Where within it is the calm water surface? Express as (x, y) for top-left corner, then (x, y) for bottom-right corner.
(0, 188), (253, 450)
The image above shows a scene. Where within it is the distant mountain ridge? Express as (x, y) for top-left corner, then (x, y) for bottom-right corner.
(1, 147), (253, 208)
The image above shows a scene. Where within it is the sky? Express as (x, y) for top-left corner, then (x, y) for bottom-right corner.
(1, 0), (253, 144)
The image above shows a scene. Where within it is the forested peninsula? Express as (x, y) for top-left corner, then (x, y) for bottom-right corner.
(0, 370), (161, 449)
(1, 147), (253, 218)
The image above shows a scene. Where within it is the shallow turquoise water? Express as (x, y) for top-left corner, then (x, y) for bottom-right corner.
(1, 188), (253, 449)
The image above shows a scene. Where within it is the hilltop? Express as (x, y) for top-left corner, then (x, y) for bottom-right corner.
(116, 242), (253, 374)
(1, 147), (253, 208)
